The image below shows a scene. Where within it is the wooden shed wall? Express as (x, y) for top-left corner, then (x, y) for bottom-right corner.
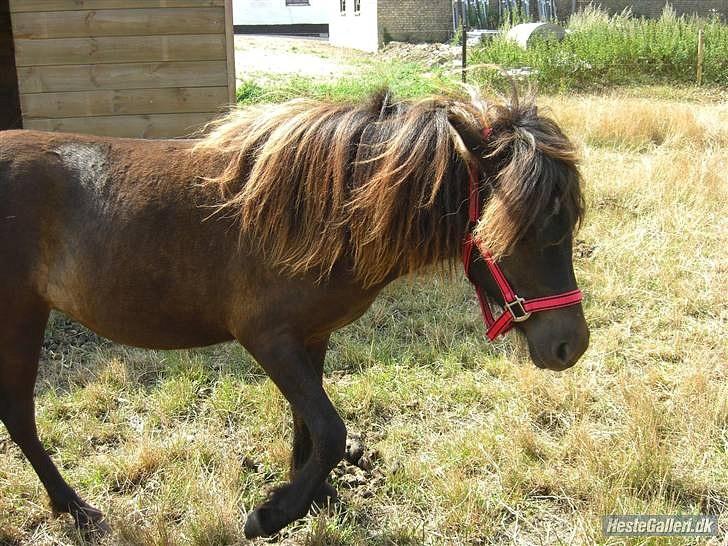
(9, 0), (236, 138)
(1, 0), (21, 130)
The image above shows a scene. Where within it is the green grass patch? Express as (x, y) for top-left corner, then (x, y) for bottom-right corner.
(236, 61), (458, 105)
(235, 9), (728, 106)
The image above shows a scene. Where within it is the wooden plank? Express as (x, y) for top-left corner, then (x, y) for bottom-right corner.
(11, 8), (224, 39)
(223, 0), (235, 103)
(20, 87), (230, 118)
(14, 35), (226, 66)
(17, 61), (228, 93)
(23, 112), (216, 138)
(10, 0), (224, 12)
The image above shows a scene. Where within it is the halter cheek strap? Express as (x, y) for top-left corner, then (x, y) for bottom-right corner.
(462, 127), (583, 341)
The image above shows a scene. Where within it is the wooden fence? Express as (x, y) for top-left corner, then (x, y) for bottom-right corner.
(8, 0), (236, 138)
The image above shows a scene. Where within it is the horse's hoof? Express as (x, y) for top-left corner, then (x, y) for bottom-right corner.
(244, 510), (266, 539)
(72, 505), (110, 535)
(244, 506), (287, 539)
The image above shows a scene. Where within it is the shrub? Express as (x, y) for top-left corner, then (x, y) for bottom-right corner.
(469, 6), (728, 92)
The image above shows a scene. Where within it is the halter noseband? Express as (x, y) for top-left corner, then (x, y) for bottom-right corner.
(462, 126), (583, 341)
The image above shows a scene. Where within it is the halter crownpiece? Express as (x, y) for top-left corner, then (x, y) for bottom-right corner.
(462, 126), (583, 341)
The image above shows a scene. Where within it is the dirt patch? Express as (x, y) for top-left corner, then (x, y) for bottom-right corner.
(333, 432), (386, 500)
(234, 35), (363, 82)
(41, 312), (108, 364)
(380, 41), (461, 69)
(234, 35), (461, 84)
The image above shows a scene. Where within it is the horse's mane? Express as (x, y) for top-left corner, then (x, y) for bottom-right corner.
(193, 89), (583, 287)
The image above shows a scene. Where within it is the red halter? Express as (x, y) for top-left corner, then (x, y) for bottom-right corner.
(462, 127), (583, 341)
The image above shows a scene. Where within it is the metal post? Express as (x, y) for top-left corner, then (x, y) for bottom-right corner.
(461, 0), (467, 82)
(696, 28), (704, 86)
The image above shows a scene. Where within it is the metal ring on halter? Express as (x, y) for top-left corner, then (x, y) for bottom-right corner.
(504, 296), (531, 322)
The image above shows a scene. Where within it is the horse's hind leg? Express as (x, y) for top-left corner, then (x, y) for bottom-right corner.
(0, 297), (107, 531)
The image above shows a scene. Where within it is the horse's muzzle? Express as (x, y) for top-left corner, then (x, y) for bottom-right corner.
(526, 310), (590, 371)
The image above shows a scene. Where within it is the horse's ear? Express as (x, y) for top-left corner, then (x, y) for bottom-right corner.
(367, 88), (395, 120)
(447, 111), (489, 159)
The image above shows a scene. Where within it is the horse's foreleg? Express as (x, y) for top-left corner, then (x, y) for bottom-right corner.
(244, 332), (346, 539)
(0, 301), (107, 532)
(290, 335), (337, 505)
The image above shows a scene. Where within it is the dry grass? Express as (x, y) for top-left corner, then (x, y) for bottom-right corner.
(544, 94), (728, 151)
(0, 93), (726, 545)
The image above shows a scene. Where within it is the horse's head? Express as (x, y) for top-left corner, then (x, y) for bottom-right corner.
(453, 98), (589, 371)
(465, 198), (589, 371)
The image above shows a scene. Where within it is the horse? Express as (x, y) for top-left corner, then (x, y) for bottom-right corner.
(0, 89), (589, 539)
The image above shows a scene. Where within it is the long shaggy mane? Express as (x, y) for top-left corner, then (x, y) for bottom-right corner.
(193, 89), (583, 287)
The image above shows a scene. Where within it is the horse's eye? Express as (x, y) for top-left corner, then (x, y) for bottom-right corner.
(552, 197), (561, 217)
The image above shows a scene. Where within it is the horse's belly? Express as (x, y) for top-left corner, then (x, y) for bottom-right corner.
(54, 302), (233, 350)
(46, 274), (233, 350)
(96, 325), (233, 351)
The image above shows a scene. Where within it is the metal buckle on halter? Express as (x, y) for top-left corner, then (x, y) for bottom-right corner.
(504, 296), (531, 322)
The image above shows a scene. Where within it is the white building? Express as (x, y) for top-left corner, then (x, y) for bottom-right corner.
(329, 0), (453, 52)
(233, 0), (328, 34)
(328, 0), (379, 52)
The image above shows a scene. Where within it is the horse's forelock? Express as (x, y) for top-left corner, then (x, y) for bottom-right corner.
(474, 101), (584, 257)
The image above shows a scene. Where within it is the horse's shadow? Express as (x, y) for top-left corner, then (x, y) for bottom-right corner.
(36, 312), (268, 399)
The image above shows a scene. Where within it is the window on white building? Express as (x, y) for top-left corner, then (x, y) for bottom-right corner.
(286, 0), (309, 5)
(354, 0), (360, 14)
(340, 0), (346, 14)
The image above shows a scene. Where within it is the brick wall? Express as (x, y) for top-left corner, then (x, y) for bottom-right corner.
(554, 0), (727, 19)
(377, 0), (453, 43)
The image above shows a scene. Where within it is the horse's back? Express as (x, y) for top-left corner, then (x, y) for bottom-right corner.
(0, 130), (378, 351)
(0, 130), (234, 346)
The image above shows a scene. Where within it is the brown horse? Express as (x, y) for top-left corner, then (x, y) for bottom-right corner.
(0, 90), (588, 538)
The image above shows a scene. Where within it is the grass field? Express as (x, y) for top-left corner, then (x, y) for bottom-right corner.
(1, 75), (727, 546)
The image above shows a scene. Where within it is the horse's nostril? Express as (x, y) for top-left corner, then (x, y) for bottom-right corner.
(556, 342), (570, 363)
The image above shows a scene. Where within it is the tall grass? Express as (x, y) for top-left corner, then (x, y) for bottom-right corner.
(470, 6), (728, 91)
